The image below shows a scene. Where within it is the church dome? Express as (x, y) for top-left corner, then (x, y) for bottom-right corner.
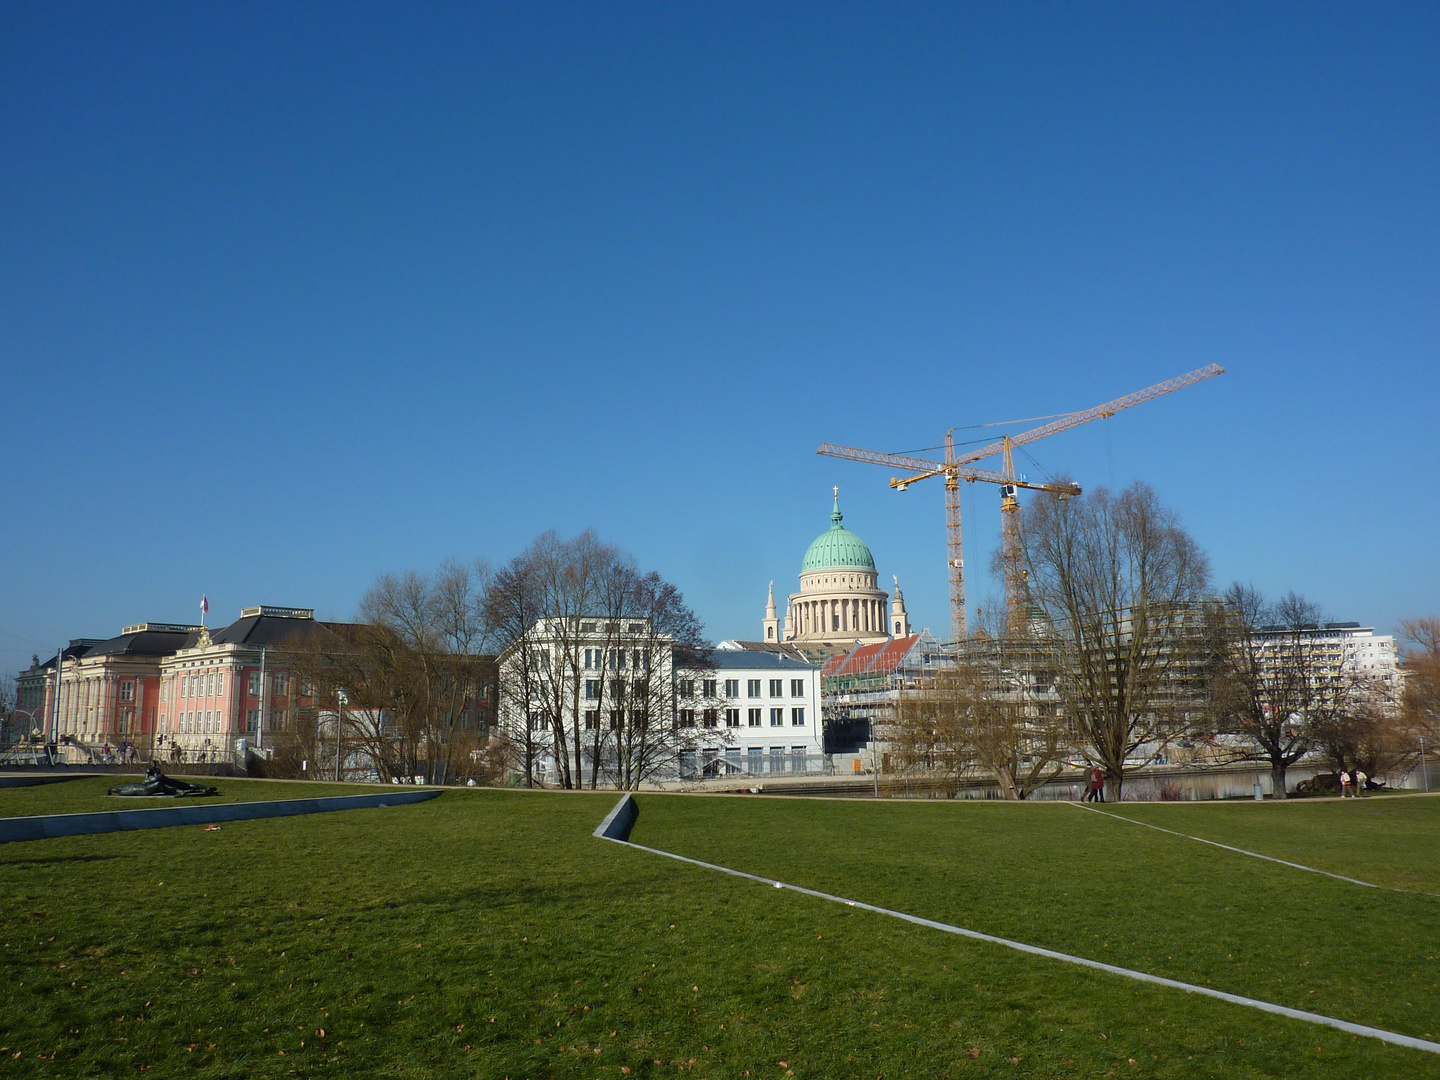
(802, 493), (877, 572)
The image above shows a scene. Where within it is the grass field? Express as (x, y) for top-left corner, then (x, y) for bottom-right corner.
(1, 784), (1437, 1078)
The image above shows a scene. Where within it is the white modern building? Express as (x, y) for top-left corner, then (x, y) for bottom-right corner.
(495, 618), (826, 784)
(689, 646), (824, 778)
(1250, 621), (1402, 703)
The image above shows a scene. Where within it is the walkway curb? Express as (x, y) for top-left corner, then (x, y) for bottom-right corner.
(0, 789), (441, 844)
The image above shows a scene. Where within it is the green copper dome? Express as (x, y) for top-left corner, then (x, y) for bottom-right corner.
(802, 493), (877, 572)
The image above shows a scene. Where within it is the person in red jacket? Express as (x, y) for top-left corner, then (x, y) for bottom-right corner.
(1085, 766), (1105, 803)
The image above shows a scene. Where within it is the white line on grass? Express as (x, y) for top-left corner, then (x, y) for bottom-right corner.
(597, 800), (1440, 1057)
(1069, 802), (1440, 897)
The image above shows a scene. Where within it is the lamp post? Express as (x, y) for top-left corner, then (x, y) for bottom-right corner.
(1421, 736), (1430, 793)
(335, 689), (347, 783)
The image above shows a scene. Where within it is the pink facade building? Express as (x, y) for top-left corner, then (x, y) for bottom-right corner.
(155, 606), (332, 761)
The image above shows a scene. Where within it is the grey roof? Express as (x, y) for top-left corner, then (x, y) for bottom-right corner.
(208, 614), (353, 647)
(707, 650), (818, 672)
(84, 628), (198, 659)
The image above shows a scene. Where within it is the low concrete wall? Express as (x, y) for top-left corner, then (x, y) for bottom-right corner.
(593, 793), (638, 841)
(0, 789), (441, 844)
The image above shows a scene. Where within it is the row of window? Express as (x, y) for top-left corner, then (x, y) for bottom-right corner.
(677, 707), (805, 728)
(585, 678), (651, 700)
(582, 648), (652, 671)
(171, 707), (291, 735)
(578, 621), (647, 635)
(246, 671), (292, 696)
(678, 678), (807, 700)
(577, 706), (807, 729)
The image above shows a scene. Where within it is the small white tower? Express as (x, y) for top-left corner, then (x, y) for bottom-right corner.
(763, 581), (781, 642)
(891, 576), (911, 637)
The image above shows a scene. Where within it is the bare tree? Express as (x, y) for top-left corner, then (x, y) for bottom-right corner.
(1204, 586), (1334, 797)
(487, 531), (713, 790)
(603, 566), (714, 790)
(893, 642), (1065, 799)
(486, 544), (552, 786)
(1022, 482), (1211, 801)
(356, 558), (495, 784)
(279, 559), (496, 784)
(1401, 618), (1440, 753)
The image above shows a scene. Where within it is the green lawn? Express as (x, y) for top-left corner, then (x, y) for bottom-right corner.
(1088, 794), (1440, 894)
(0, 776), (369, 818)
(1, 787), (1437, 1078)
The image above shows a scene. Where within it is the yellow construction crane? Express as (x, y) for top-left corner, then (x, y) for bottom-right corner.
(817, 363), (1224, 643)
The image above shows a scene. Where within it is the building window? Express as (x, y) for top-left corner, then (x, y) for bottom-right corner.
(585, 710), (599, 730)
(217, 673), (224, 696)
(248, 672), (260, 696)
(246, 709), (258, 732)
(770, 708), (783, 727)
(610, 710), (624, 731)
(703, 708), (718, 728)
(702, 679), (717, 698)
(585, 679), (600, 700)
(679, 750), (697, 778)
(628, 623), (644, 635)
(119, 681), (134, 703)
(748, 708), (761, 727)
(725, 708), (740, 728)
(274, 672), (289, 695)
(274, 708), (287, 729)
(791, 679), (804, 697)
(679, 709), (696, 728)
(769, 679), (783, 697)
(584, 649), (595, 669)
(581, 622), (596, 633)
(679, 680), (695, 699)
(792, 707), (805, 726)
(724, 679), (739, 698)
(747, 679), (761, 698)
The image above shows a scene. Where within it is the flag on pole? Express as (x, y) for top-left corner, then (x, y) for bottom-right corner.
(201, 595), (209, 617)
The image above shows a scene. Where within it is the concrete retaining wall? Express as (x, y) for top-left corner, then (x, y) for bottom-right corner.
(0, 789), (441, 844)
(593, 793), (638, 841)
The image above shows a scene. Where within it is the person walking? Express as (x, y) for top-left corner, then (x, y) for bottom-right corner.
(1339, 769), (1353, 798)
(1355, 768), (1368, 797)
(1085, 765), (1105, 803)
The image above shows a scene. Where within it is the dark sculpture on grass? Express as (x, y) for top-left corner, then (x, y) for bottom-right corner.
(108, 762), (219, 798)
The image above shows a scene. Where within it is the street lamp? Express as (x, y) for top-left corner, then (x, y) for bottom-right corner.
(335, 689), (347, 783)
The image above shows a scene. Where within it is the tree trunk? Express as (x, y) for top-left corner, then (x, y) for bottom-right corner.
(1271, 760), (1289, 798)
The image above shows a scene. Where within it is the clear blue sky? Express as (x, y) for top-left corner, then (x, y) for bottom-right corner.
(3, 2), (1437, 671)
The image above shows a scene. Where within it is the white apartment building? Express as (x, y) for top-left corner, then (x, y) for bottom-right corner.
(685, 648), (823, 778)
(1251, 621), (1401, 704)
(496, 620), (824, 784)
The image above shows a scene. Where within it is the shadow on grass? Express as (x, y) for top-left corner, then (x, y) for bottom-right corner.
(0, 852), (125, 868)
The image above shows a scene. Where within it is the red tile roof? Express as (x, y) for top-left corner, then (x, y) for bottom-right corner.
(822, 635), (919, 681)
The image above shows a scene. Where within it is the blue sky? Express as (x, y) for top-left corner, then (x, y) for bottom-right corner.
(2, 2), (1437, 671)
